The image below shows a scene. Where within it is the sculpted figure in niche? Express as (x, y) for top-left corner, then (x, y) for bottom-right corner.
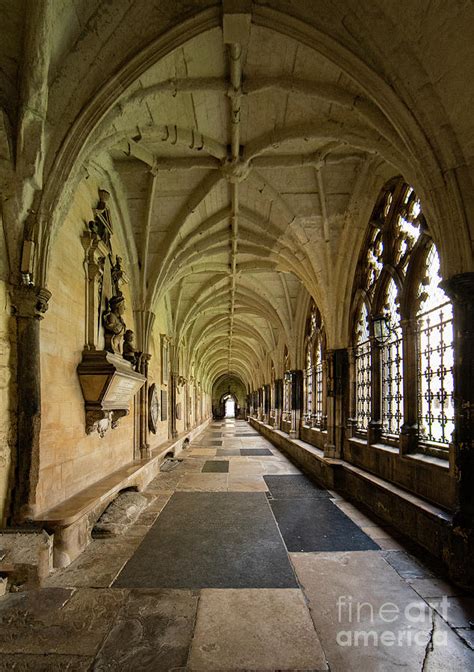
(123, 329), (140, 368)
(103, 294), (126, 354)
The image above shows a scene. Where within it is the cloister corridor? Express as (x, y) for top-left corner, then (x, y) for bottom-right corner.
(1, 420), (472, 670)
(1, 1), (474, 670)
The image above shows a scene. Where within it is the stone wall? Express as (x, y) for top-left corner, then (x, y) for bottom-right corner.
(0, 278), (15, 525)
(37, 182), (136, 514)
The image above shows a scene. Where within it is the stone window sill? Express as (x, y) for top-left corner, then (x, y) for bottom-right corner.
(404, 452), (449, 470)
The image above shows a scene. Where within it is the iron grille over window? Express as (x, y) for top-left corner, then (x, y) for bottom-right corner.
(351, 178), (454, 456)
(416, 244), (454, 447)
(381, 279), (403, 436)
(354, 302), (371, 431)
(303, 302), (325, 428)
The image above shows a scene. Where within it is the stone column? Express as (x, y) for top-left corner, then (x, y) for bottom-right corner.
(275, 379), (283, 429)
(11, 285), (51, 521)
(290, 370), (304, 439)
(400, 318), (418, 455)
(368, 333), (383, 445)
(346, 346), (357, 438)
(324, 349), (348, 458)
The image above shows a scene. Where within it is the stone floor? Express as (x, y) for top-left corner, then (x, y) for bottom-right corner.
(1, 419), (473, 671)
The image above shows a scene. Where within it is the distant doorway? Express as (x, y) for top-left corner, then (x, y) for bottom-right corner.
(225, 398), (236, 418)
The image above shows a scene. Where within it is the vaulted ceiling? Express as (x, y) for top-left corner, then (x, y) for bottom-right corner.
(89, 18), (396, 387)
(2, 1), (473, 390)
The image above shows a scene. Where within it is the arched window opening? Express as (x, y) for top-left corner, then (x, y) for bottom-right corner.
(303, 302), (325, 428)
(354, 301), (371, 431)
(351, 178), (454, 456)
(381, 278), (403, 436)
(416, 244), (454, 446)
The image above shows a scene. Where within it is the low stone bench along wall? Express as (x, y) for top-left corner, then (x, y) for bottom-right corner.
(34, 419), (210, 569)
(249, 418), (454, 574)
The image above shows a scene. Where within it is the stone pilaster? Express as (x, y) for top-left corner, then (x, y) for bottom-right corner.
(11, 284), (51, 521)
(441, 273), (474, 522)
(170, 372), (178, 439)
(290, 370), (304, 439)
(441, 273), (474, 587)
(138, 353), (151, 459)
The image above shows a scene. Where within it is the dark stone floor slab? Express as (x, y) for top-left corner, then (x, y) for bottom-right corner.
(235, 432), (259, 437)
(93, 589), (198, 672)
(264, 475), (330, 499)
(240, 448), (273, 456)
(216, 449), (240, 456)
(0, 588), (127, 655)
(270, 498), (380, 552)
(114, 492), (297, 589)
(202, 460), (229, 473)
(210, 440), (223, 446)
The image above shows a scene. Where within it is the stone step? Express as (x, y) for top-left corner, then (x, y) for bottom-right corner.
(0, 529), (53, 592)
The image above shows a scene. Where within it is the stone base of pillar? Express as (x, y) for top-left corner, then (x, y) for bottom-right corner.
(140, 443), (151, 459)
(324, 443), (337, 459)
(447, 522), (474, 589)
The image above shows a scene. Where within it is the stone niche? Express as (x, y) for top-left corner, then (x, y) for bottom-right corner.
(77, 189), (145, 438)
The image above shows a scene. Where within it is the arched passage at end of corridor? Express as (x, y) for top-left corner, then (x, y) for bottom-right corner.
(222, 393), (236, 418)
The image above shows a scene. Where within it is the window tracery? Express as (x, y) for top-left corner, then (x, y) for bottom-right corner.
(303, 302), (325, 428)
(352, 178), (454, 454)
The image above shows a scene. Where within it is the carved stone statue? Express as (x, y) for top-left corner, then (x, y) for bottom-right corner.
(111, 255), (128, 291)
(123, 329), (139, 367)
(103, 294), (126, 354)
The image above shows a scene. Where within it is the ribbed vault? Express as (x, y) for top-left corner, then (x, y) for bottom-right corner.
(36, 4), (472, 390)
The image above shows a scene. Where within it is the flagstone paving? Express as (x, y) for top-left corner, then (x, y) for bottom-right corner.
(2, 419), (472, 671)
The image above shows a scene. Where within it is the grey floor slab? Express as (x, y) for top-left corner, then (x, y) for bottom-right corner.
(93, 589), (198, 672)
(114, 492), (298, 589)
(216, 448), (240, 456)
(240, 448), (273, 456)
(209, 440), (223, 446)
(201, 460), (229, 473)
(270, 498), (380, 552)
(264, 474), (331, 499)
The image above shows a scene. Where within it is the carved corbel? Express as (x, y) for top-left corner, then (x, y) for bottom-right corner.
(85, 410), (112, 438)
(111, 409), (129, 429)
